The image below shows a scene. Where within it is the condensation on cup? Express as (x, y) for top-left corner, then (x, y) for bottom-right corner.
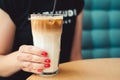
(30, 13), (63, 76)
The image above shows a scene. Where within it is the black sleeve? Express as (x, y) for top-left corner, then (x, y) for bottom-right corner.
(0, 0), (13, 13)
(0, 0), (16, 23)
(0, 0), (25, 25)
(75, 0), (84, 15)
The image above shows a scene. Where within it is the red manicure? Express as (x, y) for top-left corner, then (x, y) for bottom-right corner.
(44, 64), (50, 68)
(37, 69), (42, 72)
(44, 59), (51, 63)
(41, 51), (48, 56)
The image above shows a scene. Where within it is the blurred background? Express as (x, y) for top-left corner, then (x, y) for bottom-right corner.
(82, 0), (120, 59)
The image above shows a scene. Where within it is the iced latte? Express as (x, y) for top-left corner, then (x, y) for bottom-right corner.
(30, 14), (63, 76)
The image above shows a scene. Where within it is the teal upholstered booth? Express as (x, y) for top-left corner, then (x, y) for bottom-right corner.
(82, 0), (120, 59)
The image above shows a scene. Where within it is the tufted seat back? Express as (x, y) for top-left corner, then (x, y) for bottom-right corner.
(82, 0), (120, 59)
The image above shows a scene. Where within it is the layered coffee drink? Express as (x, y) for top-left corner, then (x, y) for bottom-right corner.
(30, 14), (63, 76)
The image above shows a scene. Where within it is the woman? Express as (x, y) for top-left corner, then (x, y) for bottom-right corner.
(0, 0), (84, 80)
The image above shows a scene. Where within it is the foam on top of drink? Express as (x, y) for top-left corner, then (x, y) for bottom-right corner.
(30, 14), (63, 20)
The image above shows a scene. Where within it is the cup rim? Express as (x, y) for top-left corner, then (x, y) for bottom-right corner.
(29, 13), (63, 20)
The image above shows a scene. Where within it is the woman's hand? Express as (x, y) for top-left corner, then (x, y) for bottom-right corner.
(17, 45), (51, 74)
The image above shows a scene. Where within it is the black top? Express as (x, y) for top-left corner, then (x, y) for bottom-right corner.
(0, 0), (84, 80)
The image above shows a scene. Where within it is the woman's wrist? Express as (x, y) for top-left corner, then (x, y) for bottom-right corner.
(6, 51), (21, 70)
(1, 51), (21, 77)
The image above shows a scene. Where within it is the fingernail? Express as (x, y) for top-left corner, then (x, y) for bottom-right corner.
(44, 59), (51, 63)
(41, 51), (48, 56)
(37, 69), (43, 72)
(44, 64), (50, 68)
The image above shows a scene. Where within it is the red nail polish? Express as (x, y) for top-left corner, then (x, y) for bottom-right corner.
(44, 64), (50, 68)
(41, 51), (48, 56)
(44, 59), (51, 63)
(37, 69), (42, 72)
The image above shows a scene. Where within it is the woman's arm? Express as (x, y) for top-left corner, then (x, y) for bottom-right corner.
(0, 9), (16, 54)
(70, 11), (83, 61)
(0, 8), (20, 77)
(0, 9), (50, 77)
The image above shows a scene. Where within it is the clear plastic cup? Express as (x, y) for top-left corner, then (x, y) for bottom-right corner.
(30, 14), (63, 76)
